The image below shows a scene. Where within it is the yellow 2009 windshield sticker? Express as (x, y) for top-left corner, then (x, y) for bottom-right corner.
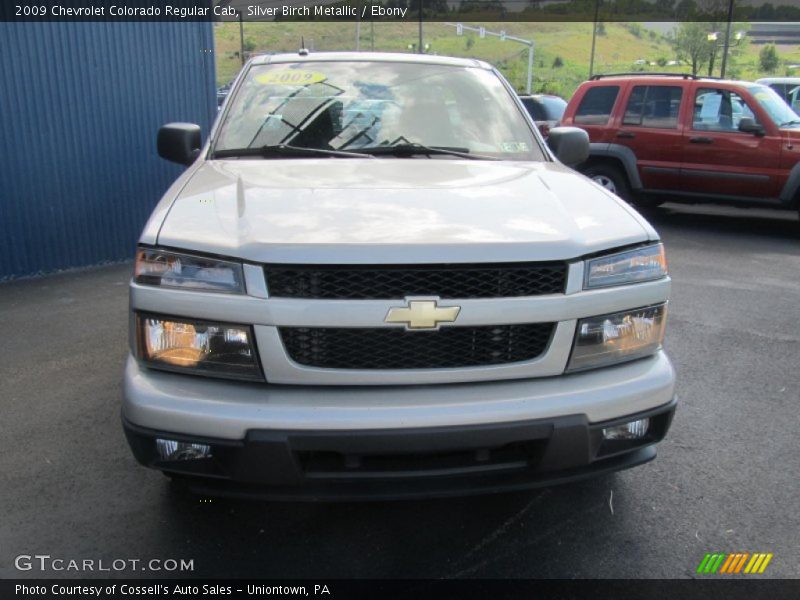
(255, 70), (327, 86)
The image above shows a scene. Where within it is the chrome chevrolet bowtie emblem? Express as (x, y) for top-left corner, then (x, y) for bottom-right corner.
(384, 299), (461, 330)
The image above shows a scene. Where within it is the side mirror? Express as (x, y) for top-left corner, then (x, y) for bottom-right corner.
(738, 117), (764, 136)
(547, 126), (590, 166)
(157, 123), (202, 165)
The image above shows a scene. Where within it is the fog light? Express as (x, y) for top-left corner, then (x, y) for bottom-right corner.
(156, 438), (212, 461)
(603, 418), (650, 440)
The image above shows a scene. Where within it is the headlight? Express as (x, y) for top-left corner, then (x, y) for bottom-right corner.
(584, 244), (667, 289)
(136, 313), (262, 381)
(135, 247), (244, 294)
(567, 304), (667, 372)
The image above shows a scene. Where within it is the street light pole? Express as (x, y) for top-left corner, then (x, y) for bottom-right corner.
(589, 0), (600, 77)
(238, 13), (245, 66)
(355, 0), (361, 51)
(720, 0), (735, 78)
(418, 0), (423, 54)
(446, 23), (534, 93)
(527, 44), (534, 95)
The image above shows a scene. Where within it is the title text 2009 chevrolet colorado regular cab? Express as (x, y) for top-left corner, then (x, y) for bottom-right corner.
(123, 52), (675, 500)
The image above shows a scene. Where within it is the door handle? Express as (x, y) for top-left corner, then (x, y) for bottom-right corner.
(690, 136), (713, 144)
(616, 131), (636, 139)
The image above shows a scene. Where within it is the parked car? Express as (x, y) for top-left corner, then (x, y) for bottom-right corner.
(519, 93), (567, 137)
(561, 72), (800, 215)
(216, 82), (232, 108)
(124, 52), (675, 500)
(755, 77), (800, 114)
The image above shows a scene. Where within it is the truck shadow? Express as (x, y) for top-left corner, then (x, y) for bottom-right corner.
(152, 472), (658, 579)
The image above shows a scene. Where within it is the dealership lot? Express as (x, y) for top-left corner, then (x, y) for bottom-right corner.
(1, 203), (798, 579)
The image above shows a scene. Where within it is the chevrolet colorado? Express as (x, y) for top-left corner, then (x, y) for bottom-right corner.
(123, 52), (675, 500)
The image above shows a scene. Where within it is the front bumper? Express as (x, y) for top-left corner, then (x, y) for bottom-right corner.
(122, 352), (676, 500)
(124, 398), (675, 501)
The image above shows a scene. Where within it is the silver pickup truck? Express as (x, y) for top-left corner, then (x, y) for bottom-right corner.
(122, 52), (675, 500)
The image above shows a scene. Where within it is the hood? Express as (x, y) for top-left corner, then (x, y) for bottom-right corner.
(155, 159), (654, 264)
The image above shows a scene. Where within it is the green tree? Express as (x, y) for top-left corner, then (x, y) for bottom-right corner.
(759, 44), (780, 73)
(670, 22), (717, 76)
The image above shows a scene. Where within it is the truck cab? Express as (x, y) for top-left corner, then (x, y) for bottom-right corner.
(123, 53), (675, 500)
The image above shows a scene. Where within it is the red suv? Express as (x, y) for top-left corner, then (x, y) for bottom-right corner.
(561, 73), (800, 217)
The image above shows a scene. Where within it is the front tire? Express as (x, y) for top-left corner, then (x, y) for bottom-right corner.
(583, 164), (632, 202)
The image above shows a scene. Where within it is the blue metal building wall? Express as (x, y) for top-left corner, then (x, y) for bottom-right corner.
(0, 22), (217, 280)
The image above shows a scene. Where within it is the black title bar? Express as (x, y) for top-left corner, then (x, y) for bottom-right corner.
(4, 579), (800, 600)
(5, 0), (800, 22)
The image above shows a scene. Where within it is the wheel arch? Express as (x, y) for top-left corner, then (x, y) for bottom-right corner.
(778, 161), (800, 208)
(580, 143), (643, 190)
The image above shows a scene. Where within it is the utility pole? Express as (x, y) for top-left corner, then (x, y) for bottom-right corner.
(418, 0), (423, 54)
(589, 0), (600, 77)
(238, 13), (245, 66)
(719, 0), (735, 78)
(355, 0), (361, 51)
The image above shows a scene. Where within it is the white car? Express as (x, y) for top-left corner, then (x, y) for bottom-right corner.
(756, 77), (800, 114)
(123, 52), (675, 499)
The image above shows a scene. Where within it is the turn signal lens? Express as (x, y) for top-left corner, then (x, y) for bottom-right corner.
(585, 244), (667, 289)
(135, 248), (244, 294)
(137, 314), (262, 381)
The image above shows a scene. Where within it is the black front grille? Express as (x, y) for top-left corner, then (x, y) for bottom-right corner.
(265, 263), (567, 299)
(279, 323), (555, 370)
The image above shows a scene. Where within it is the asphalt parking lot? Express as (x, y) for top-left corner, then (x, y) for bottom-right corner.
(1, 202), (799, 579)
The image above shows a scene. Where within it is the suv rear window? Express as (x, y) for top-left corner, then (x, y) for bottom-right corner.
(521, 97), (547, 121)
(574, 86), (619, 125)
(521, 97), (566, 121)
(767, 83), (791, 102)
(623, 86), (683, 129)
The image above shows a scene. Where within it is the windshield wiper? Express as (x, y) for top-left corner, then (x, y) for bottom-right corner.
(780, 119), (800, 127)
(357, 143), (501, 161)
(211, 144), (374, 159)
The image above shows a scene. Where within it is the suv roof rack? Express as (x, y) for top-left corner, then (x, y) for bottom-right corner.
(589, 72), (720, 80)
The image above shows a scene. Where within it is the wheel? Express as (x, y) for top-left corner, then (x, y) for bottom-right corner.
(583, 164), (632, 202)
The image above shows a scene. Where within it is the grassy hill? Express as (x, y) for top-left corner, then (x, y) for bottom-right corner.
(214, 21), (800, 98)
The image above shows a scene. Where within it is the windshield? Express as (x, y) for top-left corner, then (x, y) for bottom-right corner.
(214, 60), (543, 160)
(748, 84), (800, 126)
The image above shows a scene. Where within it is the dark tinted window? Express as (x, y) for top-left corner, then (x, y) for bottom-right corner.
(521, 97), (547, 120)
(768, 83), (790, 102)
(521, 96), (567, 121)
(574, 86), (619, 125)
(623, 86), (682, 128)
